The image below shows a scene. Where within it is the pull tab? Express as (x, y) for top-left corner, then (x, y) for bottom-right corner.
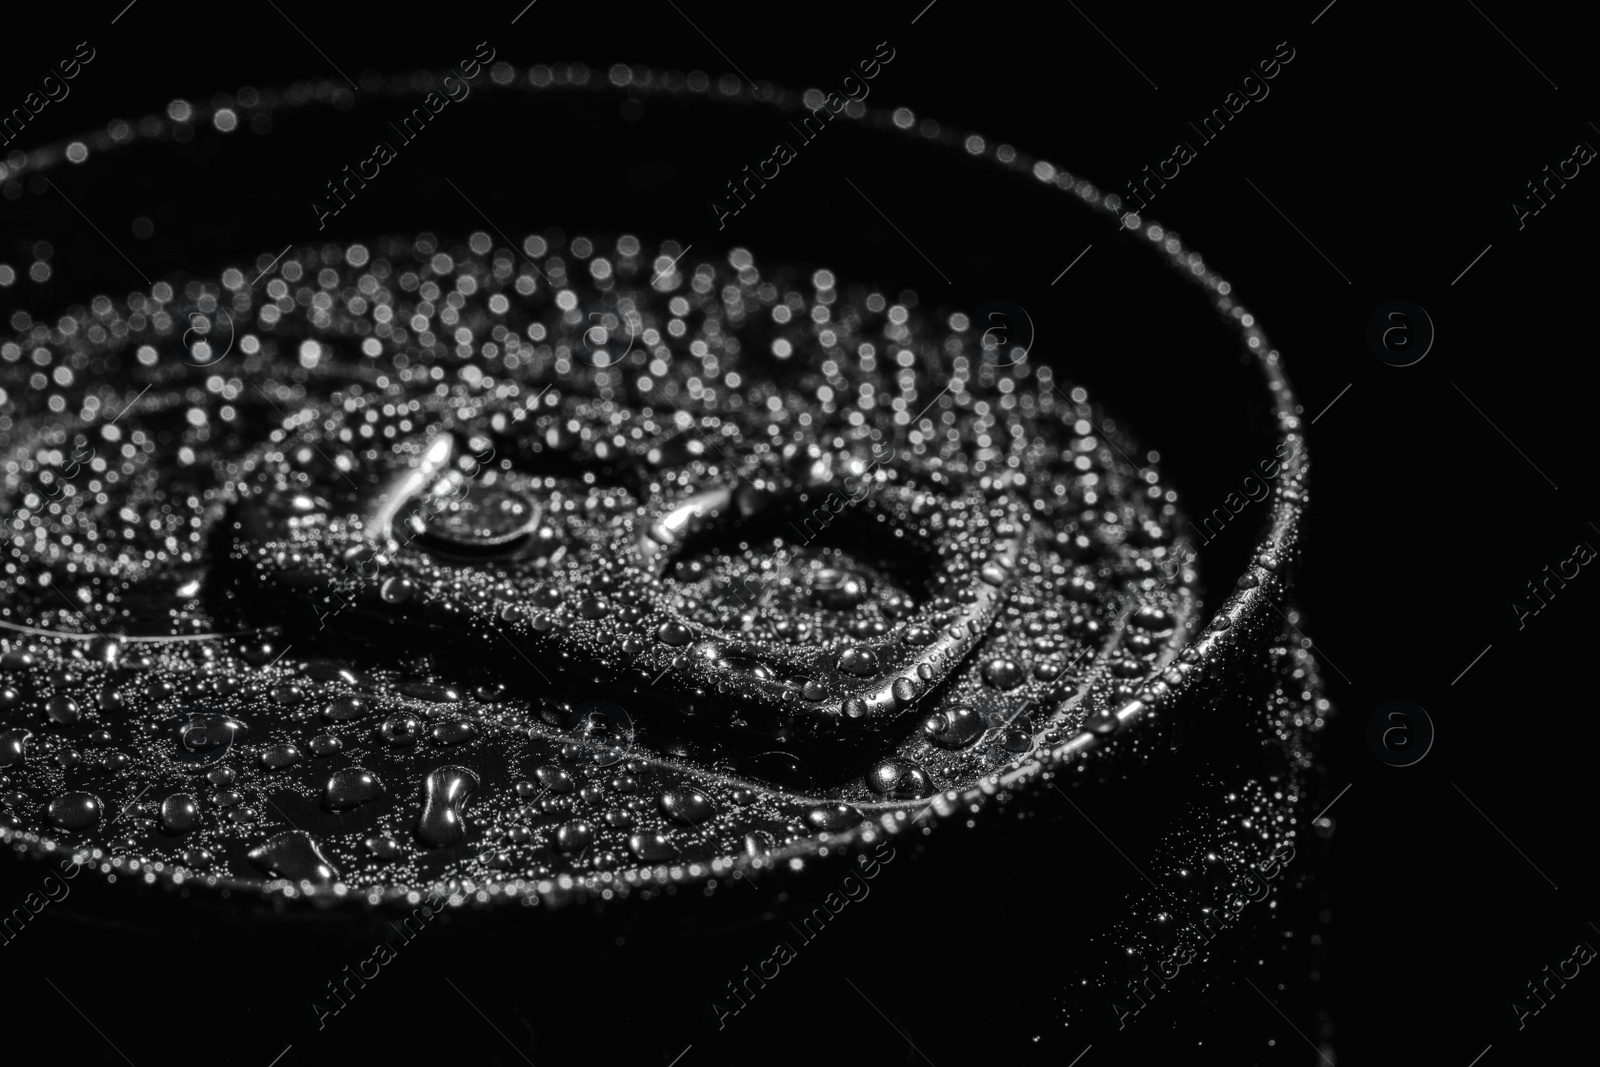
(228, 420), (1024, 757)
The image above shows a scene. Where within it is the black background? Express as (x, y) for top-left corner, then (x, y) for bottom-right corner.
(2, 2), (1595, 1064)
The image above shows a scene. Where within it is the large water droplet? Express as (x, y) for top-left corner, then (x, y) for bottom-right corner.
(837, 648), (878, 676)
(660, 789), (715, 826)
(247, 830), (341, 886)
(629, 832), (677, 861)
(982, 657), (1026, 690)
(171, 714), (249, 764)
(46, 791), (102, 831)
(324, 767), (386, 813)
(380, 715), (422, 747)
(554, 821), (594, 853)
(922, 705), (986, 748)
(656, 620), (693, 646)
(45, 696), (82, 726)
(0, 729), (30, 767)
(415, 765), (479, 848)
(159, 793), (201, 835)
(322, 695), (367, 722)
(806, 804), (861, 832)
(535, 765), (575, 794)
(365, 835), (403, 861)
(431, 719), (478, 745)
(866, 758), (933, 799)
(813, 567), (870, 609)
(259, 743), (302, 770)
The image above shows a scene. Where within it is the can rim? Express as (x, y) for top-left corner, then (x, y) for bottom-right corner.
(0, 63), (1310, 911)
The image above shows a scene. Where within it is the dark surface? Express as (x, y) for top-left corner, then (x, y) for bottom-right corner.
(1, 2), (1593, 1064)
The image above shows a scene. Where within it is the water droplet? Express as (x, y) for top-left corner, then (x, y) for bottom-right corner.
(555, 820), (594, 852)
(806, 804), (861, 832)
(890, 677), (919, 706)
(1130, 606), (1175, 631)
(399, 681), (463, 703)
(247, 830), (341, 886)
(379, 715), (422, 747)
(259, 743), (302, 770)
(982, 657), (1026, 690)
(0, 729), (30, 767)
(432, 719), (478, 745)
(813, 567), (870, 609)
(46, 791), (101, 831)
(557, 701), (633, 766)
(365, 834), (403, 861)
(536, 765), (575, 793)
(629, 831), (676, 861)
(45, 696), (82, 726)
(322, 695), (367, 722)
(837, 648), (877, 676)
(324, 767), (386, 813)
(380, 576), (417, 604)
(654, 620), (692, 646)
(922, 705), (985, 748)
(866, 758), (934, 799)
(159, 793), (201, 834)
(173, 714), (249, 762)
(415, 765), (479, 848)
(1085, 708), (1119, 734)
(660, 789), (714, 826)
(239, 641), (278, 666)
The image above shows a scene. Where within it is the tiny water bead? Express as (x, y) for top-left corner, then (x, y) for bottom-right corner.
(0, 230), (1213, 901)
